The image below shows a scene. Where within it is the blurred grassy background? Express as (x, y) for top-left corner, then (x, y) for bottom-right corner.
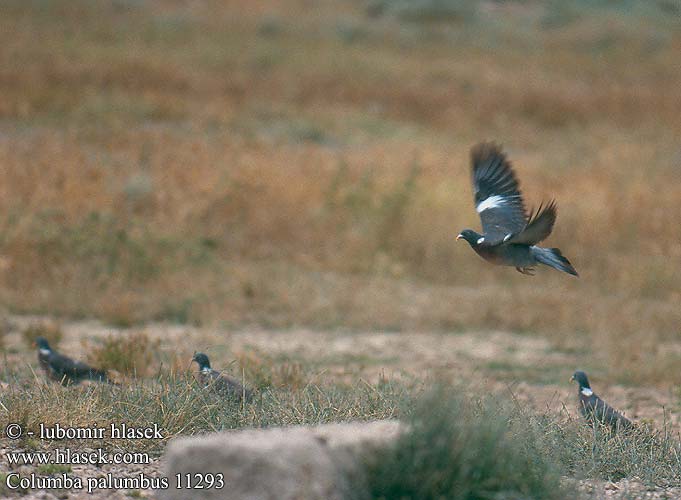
(1, 0), (680, 382)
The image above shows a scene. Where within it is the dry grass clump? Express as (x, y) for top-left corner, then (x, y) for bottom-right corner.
(21, 321), (63, 349)
(158, 349), (196, 378)
(85, 331), (159, 378)
(235, 348), (308, 390)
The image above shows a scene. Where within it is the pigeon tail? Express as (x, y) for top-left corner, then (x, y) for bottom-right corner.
(532, 247), (578, 276)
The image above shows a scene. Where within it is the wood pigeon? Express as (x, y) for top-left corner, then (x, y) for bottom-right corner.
(192, 352), (252, 402)
(571, 371), (633, 432)
(35, 336), (111, 385)
(457, 142), (578, 276)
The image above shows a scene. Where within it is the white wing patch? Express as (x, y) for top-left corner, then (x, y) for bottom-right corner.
(581, 388), (593, 396)
(476, 194), (508, 213)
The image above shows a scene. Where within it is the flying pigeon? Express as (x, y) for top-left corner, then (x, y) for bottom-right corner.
(192, 352), (252, 402)
(457, 142), (578, 276)
(570, 371), (633, 432)
(35, 337), (111, 385)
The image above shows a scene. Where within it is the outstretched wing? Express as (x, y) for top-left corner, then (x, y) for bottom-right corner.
(506, 200), (556, 245)
(471, 142), (527, 245)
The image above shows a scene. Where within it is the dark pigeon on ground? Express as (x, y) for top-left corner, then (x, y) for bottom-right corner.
(192, 352), (252, 402)
(571, 370), (633, 432)
(35, 336), (111, 385)
(457, 142), (578, 277)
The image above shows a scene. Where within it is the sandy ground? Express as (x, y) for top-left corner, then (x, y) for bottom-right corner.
(1, 317), (680, 499)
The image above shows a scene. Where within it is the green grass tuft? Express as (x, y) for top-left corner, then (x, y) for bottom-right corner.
(354, 388), (572, 500)
(352, 388), (681, 499)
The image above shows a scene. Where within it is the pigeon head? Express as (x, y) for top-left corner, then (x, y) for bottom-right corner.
(456, 229), (483, 247)
(192, 352), (211, 370)
(570, 370), (591, 390)
(35, 336), (51, 351)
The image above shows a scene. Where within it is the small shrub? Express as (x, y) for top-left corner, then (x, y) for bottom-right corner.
(86, 331), (159, 377)
(354, 388), (572, 500)
(21, 321), (63, 349)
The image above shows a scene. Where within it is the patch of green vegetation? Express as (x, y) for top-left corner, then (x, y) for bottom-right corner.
(37, 463), (72, 475)
(353, 387), (571, 500)
(0, 472), (25, 495)
(371, 0), (478, 24)
(352, 388), (681, 499)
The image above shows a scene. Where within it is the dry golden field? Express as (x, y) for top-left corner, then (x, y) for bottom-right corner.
(0, 0), (681, 386)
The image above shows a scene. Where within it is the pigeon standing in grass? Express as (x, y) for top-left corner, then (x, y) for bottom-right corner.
(192, 353), (252, 402)
(35, 337), (110, 385)
(457, 142), (578, 276)
(571, 371), (633, 432)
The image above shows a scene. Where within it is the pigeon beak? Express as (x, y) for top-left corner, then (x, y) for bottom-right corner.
(456, 234), (463, 241)
(569, 375), (575, 382)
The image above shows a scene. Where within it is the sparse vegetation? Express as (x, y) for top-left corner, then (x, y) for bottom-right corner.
(85, 331), (159, 378)
(21, 321), (63, 349)
(352, 389), (681, 500)
(235, 348), (308, 390)
(0, 366), (409, 455)
(354, 389), (572, 500)
(37, 463), (72, 475)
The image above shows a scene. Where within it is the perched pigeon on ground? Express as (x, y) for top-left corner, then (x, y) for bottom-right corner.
(35, 337), (110, 385)
(571, 371), (633, 432)
(192, 352), (252, 402)
(457, 142), (578, 276)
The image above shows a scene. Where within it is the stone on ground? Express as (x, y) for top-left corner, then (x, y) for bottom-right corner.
(161, 420), (402, 500)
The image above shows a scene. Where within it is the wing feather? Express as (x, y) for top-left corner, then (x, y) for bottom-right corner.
(506, 200), (557, 245)
(471, 142), (527, 244)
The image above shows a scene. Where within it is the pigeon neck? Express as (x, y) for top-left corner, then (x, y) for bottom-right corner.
(580, 387), (593, 396)
(39, 348), (51, 355)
